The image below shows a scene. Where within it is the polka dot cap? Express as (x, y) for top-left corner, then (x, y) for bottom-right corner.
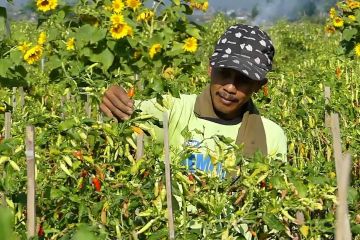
(209, 24), (275, 81)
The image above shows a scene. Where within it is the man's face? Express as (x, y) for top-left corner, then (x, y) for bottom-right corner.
(210, 67), (264, 120)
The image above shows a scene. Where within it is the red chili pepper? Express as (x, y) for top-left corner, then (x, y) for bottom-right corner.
(92, 177), (101, 192)
(127, 87), (135, 98)
(188, 173), (194, 182)
(38, 224), (45, 237)
(260, 180), (266, 189)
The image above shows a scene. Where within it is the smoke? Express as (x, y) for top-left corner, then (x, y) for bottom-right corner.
(251, 0), (336, 25)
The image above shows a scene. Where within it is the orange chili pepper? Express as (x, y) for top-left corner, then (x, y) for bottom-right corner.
(263, 84), (269, 97)
(127, 87), (135, 98)
(92, 177), (101, 192)
(335, 66), (341, 79)
(131, 126), (143, 134)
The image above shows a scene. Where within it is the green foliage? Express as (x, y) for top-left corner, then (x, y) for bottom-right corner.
(0, 2), (360, 239)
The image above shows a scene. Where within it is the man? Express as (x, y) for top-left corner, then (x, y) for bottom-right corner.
(100, 24), (287, 175)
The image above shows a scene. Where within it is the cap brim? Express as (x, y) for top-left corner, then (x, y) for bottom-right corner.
(210, 55), (267, 81)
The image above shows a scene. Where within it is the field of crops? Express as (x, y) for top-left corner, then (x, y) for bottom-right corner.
(0, 0), (360, 239)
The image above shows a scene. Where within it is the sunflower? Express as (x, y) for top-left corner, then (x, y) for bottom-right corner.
(18, 42), (32, 53)
(136, 10), (154, 22)
(355, 43), (360, 56)
(112, 0), (124, 13)
(329, 7), (336, 19)
(333, 17), (344, 27)
(66, 38), (75, 51)
(36, 0), (58, 12)
(37, 32), (46, 45)
(324, 25), (336, 34)
(201, 1), (209, 11)
(126, 0), (141, 11)
(110, 23), (132, 39)
(110, 14), (125, 25)
(24, 45), (43, 64)
(348, 15), (356, 21)
(149, 43), (161, 59)
(183, 37), (198, 53)
(349, 1), (360, 9)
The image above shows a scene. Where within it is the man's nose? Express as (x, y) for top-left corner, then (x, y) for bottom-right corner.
(223, 75), (237, 93)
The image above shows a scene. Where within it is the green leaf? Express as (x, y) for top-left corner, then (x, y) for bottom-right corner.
(166, 41), (184, 56)
(47, 55), (62, 70)
(75, 24), (95, 44)
(89, 48), (114, 71)
(58, 119), (77, 131)
(90, 28), (107, 44)
(9, 50), (22, 65)
(186, 27), (201, 39)
(263, 214), (286, 232)
(0, 59), (12, 77)
(343, 28), (358, 41)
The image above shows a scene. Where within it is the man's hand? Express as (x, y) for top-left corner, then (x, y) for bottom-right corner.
(100, 85), (134, 120)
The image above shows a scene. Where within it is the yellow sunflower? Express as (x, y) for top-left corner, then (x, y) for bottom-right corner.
(333, 17), (344, 27)
(126, 0), (141, 11)
(201, 1), (209, 11)
(24, 45), (43, 64)
(348, 15), (356, 21)
(37, 32), (46, 45)
(36, 0), (58, 12)
(183, 37), (198, 53)
(110, 14), (125, 25)
(112, 0), (124, 13)
(349, 1), (360, 9)
(324, 25), (336, 34)
(18, 42), (32, 53)
(329, 7), (336, 19)
(355, 43), (360, 56)
(136, 10), (154, 22)
(149, 43), (161, 59)
(66, 38), (75, 51)
(110, 23), (132, 39)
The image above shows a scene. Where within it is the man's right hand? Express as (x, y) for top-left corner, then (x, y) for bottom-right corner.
(100, 85), (134, 120)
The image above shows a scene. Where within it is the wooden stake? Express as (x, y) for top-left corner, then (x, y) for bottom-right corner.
(324, 86), (331, 128)
(85, 94), (91, 118)
(136, 133), (144, 160)
(330, 113), (342, 180)
(4, 112), (11, 139)
(163, 112), (175, 239)
(61, 96), (65, 119)
(335, 152), (352, 240)
(25, 126), (36, 239)
(12, 87), (17, 110)
(19, 87), (25, 109)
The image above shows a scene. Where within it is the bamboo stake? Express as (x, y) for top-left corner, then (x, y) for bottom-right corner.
(19, 87), (25, 109)
(4, 112), (11, 139)
(335, 152), (352, 240)
(61, 96), (65, 119)
(330, 113), (342, 180)
(12, 87), (17, 110)
(324, 86), (331, 128)
(25, 126), (36, 239)
(163, 112), (175, 239)
(85, 94), (91, 118)
(136, 133), (144, 160)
